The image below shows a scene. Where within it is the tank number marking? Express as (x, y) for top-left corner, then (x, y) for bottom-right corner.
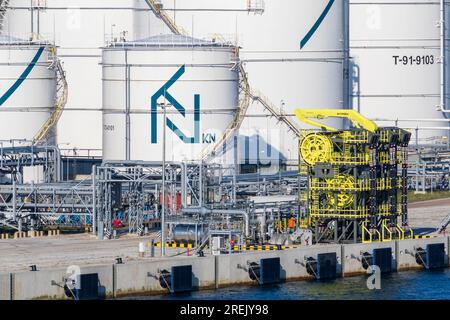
(104, 125), (115, 132)
(393, 55), (435, 66)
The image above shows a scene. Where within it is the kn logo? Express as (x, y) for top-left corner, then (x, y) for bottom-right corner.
(300, 0), (335, 49)
(151, 65), (216, 145)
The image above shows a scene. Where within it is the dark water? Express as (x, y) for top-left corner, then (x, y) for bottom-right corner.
(128, 269), (450, 300)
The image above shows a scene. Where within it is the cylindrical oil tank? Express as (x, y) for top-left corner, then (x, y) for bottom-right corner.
(170, 224), (205, 242)
(0, 35), (56, 143)
(349, 0), (450, 144)
(134, 0), (348, 165)
(4, 0), (142, 151)
(102, 34), (239, 161)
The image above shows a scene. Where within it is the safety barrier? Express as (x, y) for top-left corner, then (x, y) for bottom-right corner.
(414, 235), (437, 239)
(152, 241), (194, 249)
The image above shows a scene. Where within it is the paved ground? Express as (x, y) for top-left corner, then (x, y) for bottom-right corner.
(0, 232), (189, 273)
(0, 198), (448, 273)
(408, 198), (450, 234)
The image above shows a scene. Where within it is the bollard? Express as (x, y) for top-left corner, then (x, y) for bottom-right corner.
(150, 240), (155, 257)
(187, 247), (190, 257)
(56, 230), (60, 236)
(139, 242), (145, 258)
(13, 232), (18, 239)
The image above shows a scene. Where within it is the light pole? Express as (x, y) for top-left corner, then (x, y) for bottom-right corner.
(110, 24), (116, 42)
(160, 95), (168, 257)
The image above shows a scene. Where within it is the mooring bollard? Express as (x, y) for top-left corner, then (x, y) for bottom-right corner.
(150, 240), (155, 257)
(139, 242), (145, 257)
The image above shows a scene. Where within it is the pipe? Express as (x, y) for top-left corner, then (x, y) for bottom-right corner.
(182, 207), (250, 237)
(440, 0), (449, 116)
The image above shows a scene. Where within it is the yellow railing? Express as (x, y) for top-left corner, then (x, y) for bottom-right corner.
(362, 223), (381, 243)
(34, 57), (68, 143)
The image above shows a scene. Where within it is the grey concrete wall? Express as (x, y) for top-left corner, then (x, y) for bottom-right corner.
(12, 268), (67, 300)
(217, 244), (342, 287)
(397, 237), (449, 270)
(0, 273), (11, 300)
(114, 256), (215, 298)
(0, 236), (448, 300)
(342, 242), (396, 276)
(79, 265), (114, 299)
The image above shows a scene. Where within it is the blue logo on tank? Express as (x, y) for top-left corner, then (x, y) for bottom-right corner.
(151, 65), (201, 144)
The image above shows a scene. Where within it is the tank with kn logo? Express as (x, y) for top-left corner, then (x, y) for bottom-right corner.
(101, 34), (239, 161)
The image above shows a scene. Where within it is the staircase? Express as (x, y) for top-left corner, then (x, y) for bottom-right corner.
(247, 88), (300, 137)
(201, 64), (252, 161)
(34, 55), (68, 143)
(144, 0), (187, 35)
(0, 0), (9, 33)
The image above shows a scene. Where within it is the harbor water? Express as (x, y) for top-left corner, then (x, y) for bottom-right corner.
(124, 269), (450, 300)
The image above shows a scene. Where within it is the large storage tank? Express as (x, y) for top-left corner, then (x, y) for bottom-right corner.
(349, 0), (450, 145)
(3, 0), (142, 151)
(102, 34), (239, 161)
(0, 35), (56, 144)
(135, 0), (348, 165)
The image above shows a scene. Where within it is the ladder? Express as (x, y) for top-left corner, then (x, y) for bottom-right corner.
(34, 55), (68, 143)
(0, 0), (9, 33)
(144, 0), (187, 36)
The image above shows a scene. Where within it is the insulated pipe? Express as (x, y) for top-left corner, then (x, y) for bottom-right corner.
(182, 207), (250, 237)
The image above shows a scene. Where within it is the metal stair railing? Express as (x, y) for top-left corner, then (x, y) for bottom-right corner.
(144, 0), (187, 36)
(201, 63), (252, 161)
(0, 0), (10, 32)
(247, 88), (300, 137)
(437, 211), (450, 234)
(34, 56), (68, 143)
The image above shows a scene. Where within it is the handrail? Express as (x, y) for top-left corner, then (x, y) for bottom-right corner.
(200, 63), (251, 161)
(382, 220), (393, 242)
(0, 0), (9, 32)
(34, 55), (68, 143)
(144, 0), (187, 36)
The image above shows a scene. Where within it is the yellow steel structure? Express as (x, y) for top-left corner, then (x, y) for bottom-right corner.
(295, 109), (413, 243)
(294, 109), (378, 133)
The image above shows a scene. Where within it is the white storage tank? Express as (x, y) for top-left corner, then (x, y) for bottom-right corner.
(135, 0), (348, 164)
(0, 35), (56, 144)
(102, 34), (239, 161)
(349, 0), (450, 144)
(3, 0), (141, 151)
